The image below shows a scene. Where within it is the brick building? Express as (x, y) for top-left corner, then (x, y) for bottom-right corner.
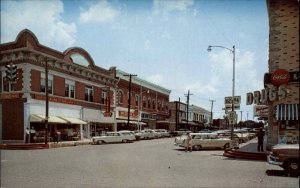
(115, 70), (171, 131)
(0, 29), (172, 143)
(265, 0), (299, 149)
(0, 29), (119, 143)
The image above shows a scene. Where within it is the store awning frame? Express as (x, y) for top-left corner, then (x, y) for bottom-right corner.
(276, 104), (299, 121)
(30, 114), (87, 124)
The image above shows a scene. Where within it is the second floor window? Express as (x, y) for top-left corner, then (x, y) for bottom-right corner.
(85, 86), (93, 102)
(65, 80), (75, 98)
(40, 73), (53, 94)
(101, 91), (107, 104)
(135, 95), (139, 107)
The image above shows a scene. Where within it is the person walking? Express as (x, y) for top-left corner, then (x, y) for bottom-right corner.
(25, 127), (30, 143)
(257, 127), (265, 152)
(185, 132), (192, 152)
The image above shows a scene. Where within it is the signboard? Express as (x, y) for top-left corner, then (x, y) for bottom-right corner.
(224, 96), (241, 107)
(254, 105), (268, 117)
(264, 70), (299, 86)
(225, 104), (240, 110)
(228, 111), (237, 121)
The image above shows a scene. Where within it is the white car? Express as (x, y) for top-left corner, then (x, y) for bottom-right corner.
(135, 130), (155, 139)
(174, 133), (237, 150)
(92, 131), (136, 145)
(154, 129), (171, 137)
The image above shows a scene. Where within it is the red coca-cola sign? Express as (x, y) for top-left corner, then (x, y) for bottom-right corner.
(271, 69), (290, 86)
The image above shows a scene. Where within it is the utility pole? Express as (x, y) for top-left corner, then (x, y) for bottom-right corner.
(45, 60), (49, 145)
(240, 110), (243, 129)
(209, 99), (216, 128)
(184, 90), (193, 130)
(124, 74), (137, 128)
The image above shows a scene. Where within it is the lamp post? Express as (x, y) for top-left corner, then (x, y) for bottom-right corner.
(207, 45), (235, 140)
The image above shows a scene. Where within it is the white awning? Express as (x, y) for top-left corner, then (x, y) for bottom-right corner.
(30, 114), (68, 124)
(59, 117), (87, 124)
(276, 104), (299, 121)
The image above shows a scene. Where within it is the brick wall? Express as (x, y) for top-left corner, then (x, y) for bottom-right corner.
(53, 75), (65, 96)
(31, 69), (41, 92)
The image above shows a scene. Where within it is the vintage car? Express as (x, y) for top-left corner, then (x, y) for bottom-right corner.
(267, 143), (299, 176)
(174, 133), (237, 150)
(92, 131), (136, 145)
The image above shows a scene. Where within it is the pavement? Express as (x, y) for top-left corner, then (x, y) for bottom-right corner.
(223, 137), (270, 160)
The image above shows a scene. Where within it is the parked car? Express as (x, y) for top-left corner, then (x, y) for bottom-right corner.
(267, 143), (299, 176)
(155, 129), (171, 137)
(171, 129), (192, 137)
(92, 131), (136, 145)
(135, 130), (155, 140)
(174, 133), (237, 150)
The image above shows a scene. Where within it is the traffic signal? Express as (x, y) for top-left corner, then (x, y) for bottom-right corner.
(5, 63), (17, 82)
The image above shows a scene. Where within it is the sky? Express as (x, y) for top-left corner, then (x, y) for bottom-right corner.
(0, 0), (269, 121)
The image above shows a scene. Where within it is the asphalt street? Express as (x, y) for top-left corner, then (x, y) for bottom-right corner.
(1, 138), (299, 188)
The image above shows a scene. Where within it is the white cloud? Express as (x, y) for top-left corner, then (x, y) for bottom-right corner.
(79, 1), (119, 23)
(152, 0), (194, 19)
(146, 73), (163, 85)
(0, 0), (76, 51)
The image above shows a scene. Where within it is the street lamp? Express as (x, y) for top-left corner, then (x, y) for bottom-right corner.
(207, 45), (236, 140)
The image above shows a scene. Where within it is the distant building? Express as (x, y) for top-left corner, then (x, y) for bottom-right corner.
(115, 70), (171, 131)
(168, 101), (210, 132)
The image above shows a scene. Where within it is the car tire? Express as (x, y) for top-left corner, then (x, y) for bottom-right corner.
(193, 145), (201, 151)
(284, 159), (299, 177)
(224, 143), (230, 150)
(97, 140), (103, 145)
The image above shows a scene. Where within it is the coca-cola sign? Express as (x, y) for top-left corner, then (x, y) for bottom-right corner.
(271, 69), (290, 86)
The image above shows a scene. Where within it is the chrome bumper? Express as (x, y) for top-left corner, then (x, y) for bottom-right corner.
(267, 154), (283, 166)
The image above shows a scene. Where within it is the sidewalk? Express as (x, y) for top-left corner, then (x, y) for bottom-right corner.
(0, 139), (92, 150)
(223, 137), (269, 160)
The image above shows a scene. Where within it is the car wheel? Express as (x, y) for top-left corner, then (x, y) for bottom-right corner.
(285, 160), (299, 177)
(224, 143), (230, 150)
(193, 145), (201, 151)
(97, 140), (103, 145)
(122, 139), (128, 143)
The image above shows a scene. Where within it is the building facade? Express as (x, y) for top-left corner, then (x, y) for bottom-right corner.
(0, 29), (119, 143)
(265, 0), (299, 149)
(168, 101), (210, 132)
(115, 70), (171, 131)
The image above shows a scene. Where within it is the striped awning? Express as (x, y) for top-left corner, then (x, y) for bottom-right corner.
(276, 104), (299, 121)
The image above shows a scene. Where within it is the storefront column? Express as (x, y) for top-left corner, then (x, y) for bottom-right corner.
(80, 124), (83, 140)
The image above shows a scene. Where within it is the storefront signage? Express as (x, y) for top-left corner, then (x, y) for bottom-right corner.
(0, 93), (21, 99)
(246, 85), (287, 105)
(254, 105), (268, 117)
(103, 112), (112, 117)
(119, 110), (138, 118)
(271, 69), (290, 86)
(264, 70), (299, 86)
(34, 94), (75, 105)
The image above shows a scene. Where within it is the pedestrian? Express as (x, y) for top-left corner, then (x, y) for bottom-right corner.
(25, 127), (30, 143)
(30, 126), (36, 143)
(55, 131), (61, 143)
(257, 127), (265, 152)
(185, 132), (192, 152)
